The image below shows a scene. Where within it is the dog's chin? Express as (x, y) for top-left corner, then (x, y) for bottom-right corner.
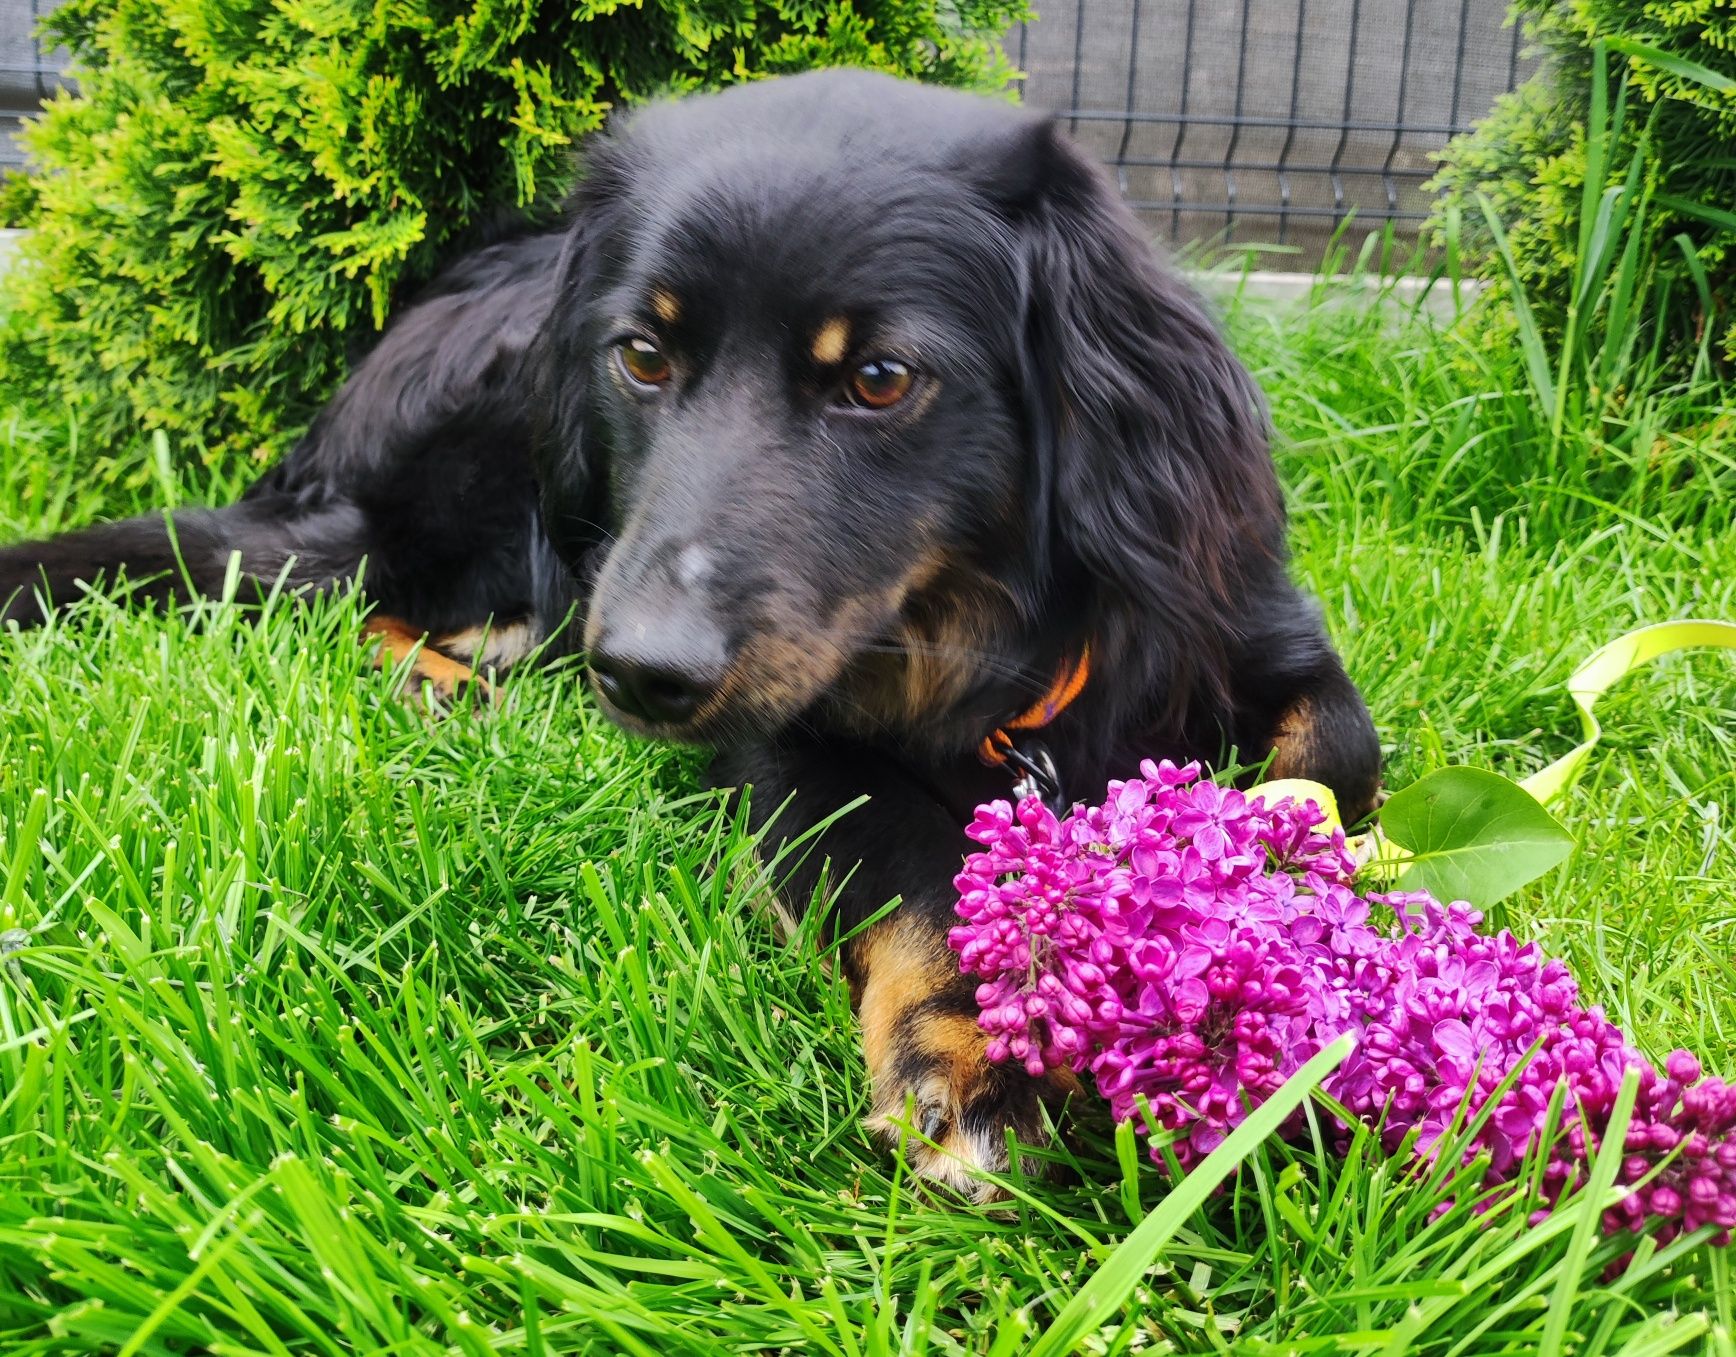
(590, 704), (708, 745)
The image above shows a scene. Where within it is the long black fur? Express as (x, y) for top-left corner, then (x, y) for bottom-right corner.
(0, 70), (1381, 1184)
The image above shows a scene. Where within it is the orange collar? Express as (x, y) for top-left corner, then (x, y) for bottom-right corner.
(979, 645), (1091, 766)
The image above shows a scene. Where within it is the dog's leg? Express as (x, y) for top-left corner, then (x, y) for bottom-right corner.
(2, 495), (521, 710)
(430, 618), (539, 672)
(364, 616), (538, 707)
(848, 909), (1080, 1199)
(0, 497), (368, 627)
(363, 616), (492, 705)
(712, 741), (1076, 1201)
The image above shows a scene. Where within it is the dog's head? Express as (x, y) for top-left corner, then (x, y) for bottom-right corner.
(532, 70), (1282, 753)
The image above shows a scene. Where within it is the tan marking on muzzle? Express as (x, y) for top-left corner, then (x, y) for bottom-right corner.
(703, 625), (854, 727)
(831, 552), (1020, 736)
(895, 608), (993, 721)
(623, 541), (985, 735)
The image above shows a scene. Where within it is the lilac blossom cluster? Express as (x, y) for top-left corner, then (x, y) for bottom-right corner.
(948, 760), (1736, 1243)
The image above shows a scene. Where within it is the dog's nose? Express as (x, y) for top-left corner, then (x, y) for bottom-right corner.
(589, 624), (726, 727)
(591, 653), (712, 725)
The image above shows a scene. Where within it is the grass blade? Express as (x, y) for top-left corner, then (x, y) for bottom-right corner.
(1026, 1033), (1356, 1357)
(1540, 1067), (1641, 1357)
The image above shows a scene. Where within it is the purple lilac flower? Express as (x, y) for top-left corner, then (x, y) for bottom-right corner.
(948, 760), (1736, 1244)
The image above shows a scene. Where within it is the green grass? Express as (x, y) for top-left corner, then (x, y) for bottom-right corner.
(2, 275), (1734, 1353)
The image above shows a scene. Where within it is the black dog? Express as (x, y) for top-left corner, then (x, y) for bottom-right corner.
(1, 70), (1380, 1196)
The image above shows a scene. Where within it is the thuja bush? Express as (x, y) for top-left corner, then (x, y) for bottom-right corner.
(3, 0), (1025, 468)
(1431, 1), (1736, 370)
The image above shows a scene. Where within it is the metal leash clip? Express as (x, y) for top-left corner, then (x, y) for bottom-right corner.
(998, 737), (1068, 816)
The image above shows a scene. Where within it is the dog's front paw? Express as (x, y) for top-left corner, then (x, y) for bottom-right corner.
(855, 918), (1076, 1201)
(866, 1032), (1077, 1201)
(363, 616), (494, 709)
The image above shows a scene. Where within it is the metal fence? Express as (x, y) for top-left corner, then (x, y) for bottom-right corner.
(1009, 0), (1534, 267)
(0, 0), (65, 173)
(3, 1), (1534, 267)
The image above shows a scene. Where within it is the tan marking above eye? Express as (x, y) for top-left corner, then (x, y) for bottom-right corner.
(811, 317), (851, 366)
(651, 289), (680, 325)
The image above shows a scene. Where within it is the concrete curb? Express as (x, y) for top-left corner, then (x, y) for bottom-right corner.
(1195, 268), (1479, 318)
(0, 228), (1472, 315)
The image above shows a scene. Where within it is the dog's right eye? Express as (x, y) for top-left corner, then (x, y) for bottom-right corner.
(844, 359), (915, 411)
(616, 338), (672, 390)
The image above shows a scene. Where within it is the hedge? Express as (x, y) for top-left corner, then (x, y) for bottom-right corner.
(2, 0), (1026, 466)
(1431, 0), (1736, 370)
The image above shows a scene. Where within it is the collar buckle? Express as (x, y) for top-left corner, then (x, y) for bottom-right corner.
(998, 737), (1067, 816)
(975, 646), (1089, 817)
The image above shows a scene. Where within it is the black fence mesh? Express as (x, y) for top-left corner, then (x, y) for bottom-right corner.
(0, 0), (66, 171)
(1009, 0), (1534, 268)
(2, 2), (1534, 268)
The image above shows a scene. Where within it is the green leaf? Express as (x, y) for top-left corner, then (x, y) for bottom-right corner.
(1026, 1034), (1356, 1357)
(1378, 766), (1574, 907)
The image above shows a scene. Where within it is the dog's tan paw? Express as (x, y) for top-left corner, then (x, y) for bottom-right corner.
(867, 1040), (1076, 1201)
(363, 616), (493, 708)
(855, 917), (1075, 1201)
(402, 647), (492, 707)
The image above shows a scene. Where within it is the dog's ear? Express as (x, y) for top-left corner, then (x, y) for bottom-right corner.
(528, 151), (630, 567)
(992, 120), (1285, 715)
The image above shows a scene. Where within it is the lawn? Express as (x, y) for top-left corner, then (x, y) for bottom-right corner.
(1, 276), (1733, 1354)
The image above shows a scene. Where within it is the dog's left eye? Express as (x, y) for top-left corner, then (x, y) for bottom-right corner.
(616, 338), (672, 390)
(844, 359), (915, 411)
